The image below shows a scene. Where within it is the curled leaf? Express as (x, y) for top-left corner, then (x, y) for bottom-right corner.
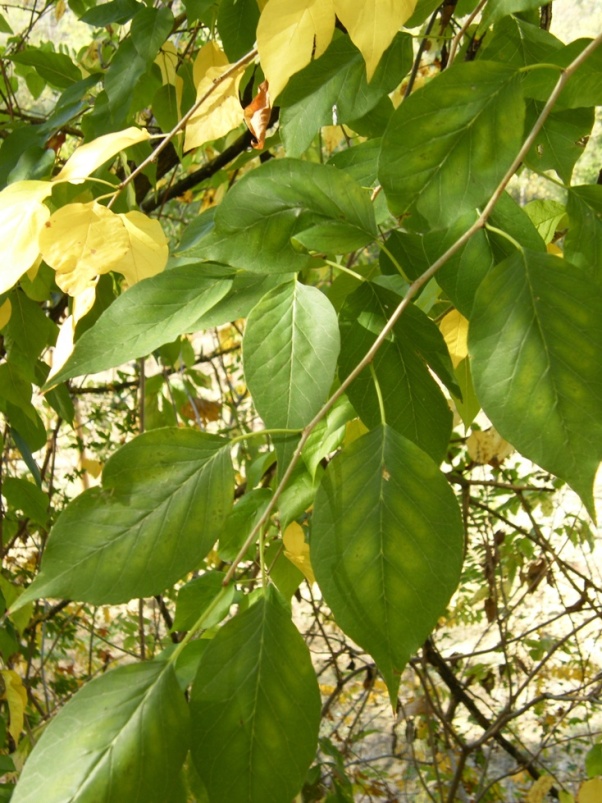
(244, 80), (271, 149)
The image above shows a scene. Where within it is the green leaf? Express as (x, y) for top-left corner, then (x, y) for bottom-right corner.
(280, 32), (412, 158)
(523, 199), (566, 244)
(12, 662), (188, 803)
(302, 396), (355, 479)
(586, 744), (602, 779)
(12, 430), (233, 608)
(81, 0), (143, 26)
(217, 0), (260, 60)
(104, 39), (156, 126)
(452, 357), (480, 427)
(46, 266), (232, 386)
(478, 0), (548, 32)
(523, 38), (602, 110)
(0, 13), (13, 33)
(565, 186), (602, 280)
(190, 588), (321, 803)
(328, 138), (381, 187)
(173, 571), (235, 632)
(338, 284), (453, 463)
(131, 6), (174, 62)
(379, 62), (524, 230)
(4, 291), (57, 382)
(479, 15), (562, 68)
(243, 280), (340, 429)
(218, 489), (272, 562)
(186, 159), (378, 273)
(10, 49), (82, 89)
(312, 425), (464, 703)
(524, 104), (594, 184)
(469, 251), (602, 518)
(1, 478), (49, 527)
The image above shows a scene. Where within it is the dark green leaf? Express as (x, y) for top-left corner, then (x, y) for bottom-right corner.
(339, 284), (453, 462)
(12, 430), (233, 607)
(565, 186), (602, 280)
(46, 267), (232, 386)
(280, 33), (412, 157)
(469, 251), (602, 517)
(217, 0), (259, 60)
(131, 6), (174, 62)
(243, 280), (340, 428)
(10, 49), (82, 89)
(190, 588), (321, 803)
(12, 662), (189, 803)
(379, 62), (524, 230)
(104, 39), (156, 125)
(81, 0), (143, 26)
(218, 489), (272, 562)
(480, 15), (562, 67)
(186, 159), (378, 273)
(312, 425), (464, 703)
(328, 138), (381, 187)
(524, 103), (594, 184)
(1, 478), (49, 527)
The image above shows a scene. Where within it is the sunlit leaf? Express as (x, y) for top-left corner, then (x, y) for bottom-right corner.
(11, 662), (189, 803)
(333, 0), (417, 80)
(244, 80), (271, 149)
(54, 127), (151, 183)
(184, 42), (244, 151)
(114, 211), (168, 286)
(283, 521), (315, 584)
(439, 309), (469, 368)
(312, 425), (464, 703)
(39, 201), (130, 295)
(0, 670), (27, 743)
(191, 588), (321, 802)
(257, 0), (336, 99)
(0, 180), (52, 294)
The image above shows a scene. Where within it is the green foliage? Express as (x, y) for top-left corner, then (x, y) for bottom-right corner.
(0, 1), (601, 801)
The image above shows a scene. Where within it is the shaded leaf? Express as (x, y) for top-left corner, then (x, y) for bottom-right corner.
(190, 588), (321, 803)
(379, 62), (524, 229)
(564, 185), (602, 280)
(11, 662), (188, 803)
(131, 6), (174, 62)
(10, 48), (81, 89)
(312, 425), (464, 703)
(173, 571), (235, 632)
(11, 430), (233, 607)
(469, 251), (602, 518)
(187, 158), (377, 272)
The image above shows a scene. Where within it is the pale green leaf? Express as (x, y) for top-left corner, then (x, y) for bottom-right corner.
(12, 429), (233, 607)
(12, 662), (188, 803)
(243, 280), (340, 428)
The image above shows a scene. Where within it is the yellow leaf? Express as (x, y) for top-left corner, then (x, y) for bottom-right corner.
(49, 315), (77, 379)
(156, 40), (179, 86)
(114, 211), (169, 286)
(547, 242), (563, 256)
(39, 202), (130, 295)
(54, 127), (151, 184)
(578, 779), (602, 803)
(527, 775), (555, 803)
(439, 309), (469, 368)
(0, 180), (52, 294)
(257, 0), (336, 99)
(467, 428), (514, 467)
(0, 298), (11, 329)
(184, 44), (245, 151)
(334, 0), (418, 80)
(192, 41), (228, 87)
(0, 670), (27, 744)
(81, 457), (103, 478)
(283, 522), (315, 584)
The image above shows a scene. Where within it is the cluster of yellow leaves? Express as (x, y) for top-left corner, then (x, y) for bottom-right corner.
(0, 126), (168, 370)
(257, 0), (418, 98)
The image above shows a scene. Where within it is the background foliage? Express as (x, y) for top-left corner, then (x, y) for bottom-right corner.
(0, 0), (601, 801)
